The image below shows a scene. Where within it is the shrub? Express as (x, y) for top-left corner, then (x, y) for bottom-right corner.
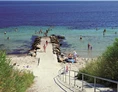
(77, 38), (118, 86)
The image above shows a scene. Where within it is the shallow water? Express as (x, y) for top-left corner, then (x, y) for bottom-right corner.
(0, 26), (118, 58)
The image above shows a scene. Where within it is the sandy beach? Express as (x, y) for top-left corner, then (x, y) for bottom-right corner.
(8, 36), (92, 92)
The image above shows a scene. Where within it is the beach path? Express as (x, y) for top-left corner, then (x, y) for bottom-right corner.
(26, 37), (64, 92)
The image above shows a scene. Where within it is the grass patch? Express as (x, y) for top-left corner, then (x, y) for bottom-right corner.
(0, 51), (34, 92)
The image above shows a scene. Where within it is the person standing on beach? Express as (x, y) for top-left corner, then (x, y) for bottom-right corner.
(88, 43), (90, 50)
(73, 51), (77, 62)
(88, 43), (92, 50)
(43, 44), (46, 52)
(90, 46), (92, 50)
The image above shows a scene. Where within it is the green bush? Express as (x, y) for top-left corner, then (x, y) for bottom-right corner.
(0, 51), (34, 92)
(77, 38), (118, 86)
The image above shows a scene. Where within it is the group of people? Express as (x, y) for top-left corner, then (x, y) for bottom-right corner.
(59, 51), (78, 63)
(4, 31), (10, 40)
(4, 28), (18, 40)
(88, 43), (92, 50)
(66, 51), (78, 63)
(35, 28), (52, 37)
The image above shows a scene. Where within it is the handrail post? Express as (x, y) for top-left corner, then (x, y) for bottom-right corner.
(74, 71), (76, 86)
(63, 68), (64, 81)
(69, 70), (70, 85)
(60, 70), (62, 80)
(65, 67), (66, 83)
(117, 83), (118, 92)
(94, 77), (96, 92)
(59, 70), (60, 79)
(82, 73), (84, 91)
(58, 68), (118, 92)
(61, 68), (63, 81)
(70, 63), (71, 70)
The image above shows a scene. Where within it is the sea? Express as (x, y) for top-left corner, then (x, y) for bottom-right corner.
(0, 1), (118, 58)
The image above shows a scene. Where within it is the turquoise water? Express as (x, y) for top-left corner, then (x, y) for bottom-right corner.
(1, 1), (118, 58)
(0, 26), (118, 58)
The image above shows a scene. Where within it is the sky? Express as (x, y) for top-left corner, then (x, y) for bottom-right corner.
(0, 0), (118, 1)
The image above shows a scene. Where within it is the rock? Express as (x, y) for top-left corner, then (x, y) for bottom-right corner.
(50, 36), (59, 44)
(31, 37), (41, 50)
(53, 48), (61, 54)
(50, 35), (66, 62)
(36, 44), (40, 49)
(57, 35), (65, 39)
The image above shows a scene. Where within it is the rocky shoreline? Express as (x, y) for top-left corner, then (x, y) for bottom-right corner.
(28, 34), (65, 62)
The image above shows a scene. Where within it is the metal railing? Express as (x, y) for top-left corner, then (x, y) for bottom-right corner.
(58, 65), (118, 92)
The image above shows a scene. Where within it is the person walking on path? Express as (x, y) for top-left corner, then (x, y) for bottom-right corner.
(46, 40), (48, 46)
(43, 44), (46, 52)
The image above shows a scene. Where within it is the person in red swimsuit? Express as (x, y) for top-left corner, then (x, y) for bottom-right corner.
(43, 44), (46, 52)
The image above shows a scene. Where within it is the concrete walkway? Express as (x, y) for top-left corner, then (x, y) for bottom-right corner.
(26, 37), (70, 92)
